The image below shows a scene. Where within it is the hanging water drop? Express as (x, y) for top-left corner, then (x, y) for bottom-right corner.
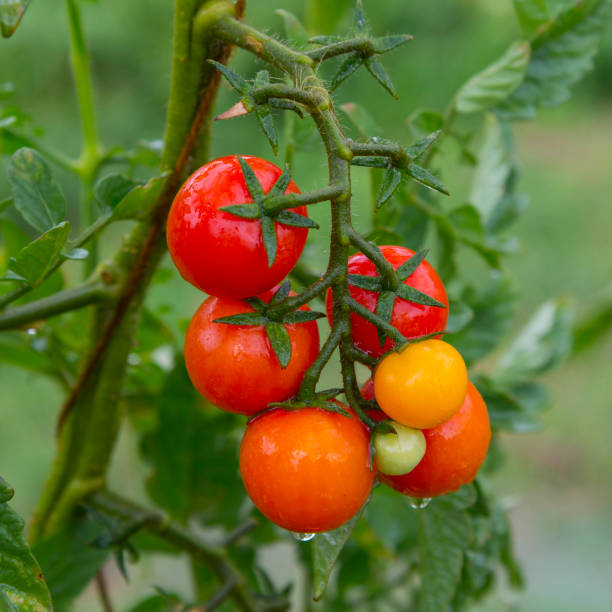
(407, 496), (431, 509)
(291, 531), (316, 542)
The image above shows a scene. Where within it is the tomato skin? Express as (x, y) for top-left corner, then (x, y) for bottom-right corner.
(373, 339), (467, 429)
(239, 406), (375, 532)
(326, 245), (448, 358)
(365, 381), (491, 497)
(167, 155), (308, 298)
(184, 295), (319, 416)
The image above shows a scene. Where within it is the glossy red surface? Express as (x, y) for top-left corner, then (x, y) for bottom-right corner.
(167, 155), (308, 298)
(326, 245), (448, 358)
(239, 406), (375, 532)
(184, 294), (319, 415)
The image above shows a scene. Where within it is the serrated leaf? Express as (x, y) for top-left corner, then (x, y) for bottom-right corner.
(396, 249), (429, 281)
(213, 312), (268, 326)
(419, 499), (472, 612)
(513, 0), (550, 37)
(365, 57), (398, 98)
(276, 9), (308, 46)
(405, 163), (449, 195)
(265, 322), (292, 368)
(396, 283), (446, 308)
(375, 290), (396, 347)
(276, 210), (318, 229)
(282, 310), (325, 324)
(376, 166), (402, 209)
(260, 215), (277, 267)
(496, 0), (612, 120)
(237, 156), (265, 203)
(8, 221), (70, 286)
(0, 477), (52, 611)
(330, 53), (363, 91)
(219, 203), (261, 219)
(112, 172), (170, 221)
(208, 59), (248, 93)
(496, 299), (573, 380)
(340, 102), (383, 139)
(312, 505), (366, 601)
(455, 42), (530, 114)
(347, 274), (383, 292)
(372, 34), (413, 53)
(268, 280), (291, 307)
(255, 104), (278, 155)
(0, 0), (31, 38)
(94, 174), (140, 211)
(8, 148), (66, 233)
(268, 169), (292, 197)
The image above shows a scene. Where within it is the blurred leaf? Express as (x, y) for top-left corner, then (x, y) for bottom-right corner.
(0, 82), (15, 99)
(0, 477), (52, 611)
(418, 498), (472, 612)
(455, 42), (530, 114)
(446, 299), (474, 334)
(340, 102), (383, 139)
(408, 109), (444, 138)
(496, 298), (573, 380)
(136, 308), (175, 354)
(140, 360), (245, 526)
(276, 9), (308, 46)
(112, 172), (170, 221)
(8, 221), (70, 286)
(313, 505), (366, 601)
(573, 284), (612, 351)
(447, 275), (516, 365)
(305, 0), (352, 34)
(8, 148), (66, 233)
(513, 0), (550, 37)
(0, 0), (31, 38)
(0, 331), (58, 375)
(496, 0), (612, 119)
(33, 513), (108, 612)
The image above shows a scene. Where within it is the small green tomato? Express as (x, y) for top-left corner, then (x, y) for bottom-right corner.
(373, 422), (426, 476)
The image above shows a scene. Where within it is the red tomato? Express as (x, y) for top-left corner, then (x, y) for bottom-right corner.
(184, 293), (319, 416)
(326, 245), (448, 358)
(167, 155), (308, 298)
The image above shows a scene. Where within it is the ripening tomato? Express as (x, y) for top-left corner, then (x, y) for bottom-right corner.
(326, 245), (448, 359)
(378, 382), (491, 497)
(184, 294), (319, 415)
(239, 405), (375, 533)
(373, 339), (467, 429)
(167, 155), (308, 298)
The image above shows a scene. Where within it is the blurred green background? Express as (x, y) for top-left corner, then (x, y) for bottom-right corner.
(1, 0), (611, 610)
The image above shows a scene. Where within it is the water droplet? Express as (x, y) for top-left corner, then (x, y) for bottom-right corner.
(291, 531), (316, 542)
(26, 328), (37, 336)
(408, 496), (431, 509)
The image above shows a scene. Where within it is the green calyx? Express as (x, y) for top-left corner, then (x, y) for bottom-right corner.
(268, 388), (350, 416)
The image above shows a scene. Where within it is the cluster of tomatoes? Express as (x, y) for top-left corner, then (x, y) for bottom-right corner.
(166, 155), (491, 535)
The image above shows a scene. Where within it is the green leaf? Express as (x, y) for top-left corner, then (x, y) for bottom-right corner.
(207, 59), (248, 93)
(260, 215), (277, 267)
(219, 204), (261, 219)
(282, 310), (325, 324)
(372, 34), (413, 53)
(112, 172), (170, 221)
(94, 174), (140, 211)
(405, 163), (449, 195)
(365, 57), (398, 99)
(0, 477), (52, 612)
(375, 290), (396, 346)
(237, 156), (265, 203)
(0, 197), (12, 213)
(339, 102), (383, 139)
(496, 0), (612, 120)
(276, 9), (308, 46)
(312, 505), (366, 601)
(275, 210), (319, 229)
(496, 298), (573, 380)
(268, 169), (292, 197)
(8, 221), (70, 286)
(0, 0), (31, 38)
(347, 274), (383, 292)
(418, 499), (472, 612)
(265, 322), (292, 369)
(0, 82), (15, 99)
(353, 0), (370, 35)
(513, 0), (550, 37)
(141, 360), (246, 525)
(255, 103), (278, 155)
(330, 53), (363, 91)
(455, 42), (531, 114)
(396, 283), (446, 308)
(213, 312), (268, 326)
(8, 148), (66, 233)
(0, 331), (58, 377)
(573, 284), (612, 352)
(268, 280), (291, 306)
(406, 131), (441, 161)
(396, 249), (429, 281)
(408, 109), (444, 138)
(33, 514), (108, 612)
(376, 166), (402, 209)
